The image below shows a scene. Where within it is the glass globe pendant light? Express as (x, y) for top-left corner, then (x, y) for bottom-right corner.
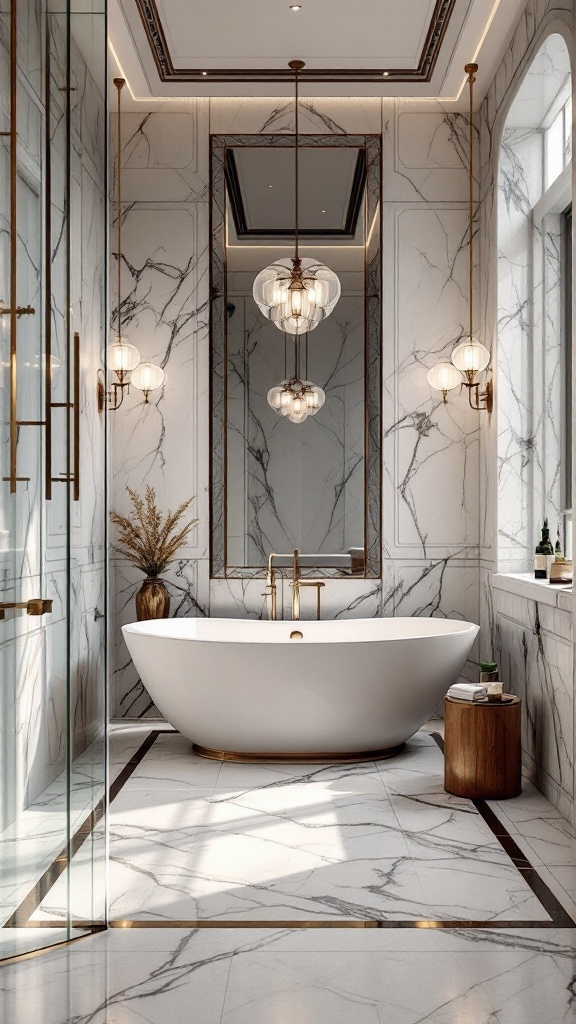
(252, 60), (340, 336)
(266, 335), (326, 425)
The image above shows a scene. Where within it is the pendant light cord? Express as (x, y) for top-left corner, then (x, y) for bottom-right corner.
(465, 63), (477, 346)
(114, 78), (125, 346)
(289, 60), (305, 262)
(295, 63), (299, 260)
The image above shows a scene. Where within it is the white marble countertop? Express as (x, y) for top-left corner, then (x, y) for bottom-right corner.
(491, 573), (572, 612)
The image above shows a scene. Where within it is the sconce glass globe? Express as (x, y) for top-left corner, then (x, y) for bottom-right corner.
(253, 257), (341, 336)
(131, 361), (165, 400)
(451, 338), (490, 379)
(107, 337), (140, 380)
(427, 361), (461, 395)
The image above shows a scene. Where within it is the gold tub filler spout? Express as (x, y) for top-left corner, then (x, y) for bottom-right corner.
(262, 550), (325, 620)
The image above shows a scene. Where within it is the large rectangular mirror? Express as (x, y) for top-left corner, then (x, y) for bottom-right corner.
(210, 133), (382, 578)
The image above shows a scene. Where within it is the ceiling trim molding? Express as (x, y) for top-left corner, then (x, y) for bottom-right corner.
(134, 0), (457, 84)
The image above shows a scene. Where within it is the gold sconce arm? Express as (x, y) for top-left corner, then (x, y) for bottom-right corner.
(466, 378), (493, 414)
(97, 371), (128, 412)
(0, 598), (53, 621)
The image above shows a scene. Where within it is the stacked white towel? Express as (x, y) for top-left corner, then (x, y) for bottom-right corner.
(447, 682), (487, 702)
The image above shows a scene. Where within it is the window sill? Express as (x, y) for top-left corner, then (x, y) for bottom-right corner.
(491, 573), (572, 612)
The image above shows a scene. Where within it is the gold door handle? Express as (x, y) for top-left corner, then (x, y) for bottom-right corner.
(0, 598), (53, 620)
(73, 331), (80, 501)
(47, 332), (80, 500)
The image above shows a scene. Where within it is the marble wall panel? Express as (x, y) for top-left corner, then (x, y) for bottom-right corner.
(491, 583), (573, 822)
(479, 0), (575, 820)
(382, 203), (480, 561)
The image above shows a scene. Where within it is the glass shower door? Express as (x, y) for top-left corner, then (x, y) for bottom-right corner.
(0, 0), (108, 960)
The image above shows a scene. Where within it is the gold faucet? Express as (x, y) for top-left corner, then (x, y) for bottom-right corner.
(262, 552), (279, 620)
(291, 548), (301, 620)
(291, 548), (325, 621)
(263, 549), (325, 621)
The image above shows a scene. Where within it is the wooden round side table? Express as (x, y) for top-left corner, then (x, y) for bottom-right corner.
(444, 695), (522, 800)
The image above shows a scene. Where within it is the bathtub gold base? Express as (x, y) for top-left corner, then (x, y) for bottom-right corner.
(192, 742), (406, 764)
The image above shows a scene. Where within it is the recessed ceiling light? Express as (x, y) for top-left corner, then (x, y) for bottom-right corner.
(290, 4), (302, 9)
(321, 209), (326, 213)
(201, 71), (207, 76)
(268, 185), (273, 188)
(382, 71), (389, 77)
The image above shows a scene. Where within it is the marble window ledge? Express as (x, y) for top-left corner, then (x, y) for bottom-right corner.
(491, 573), (572, 612)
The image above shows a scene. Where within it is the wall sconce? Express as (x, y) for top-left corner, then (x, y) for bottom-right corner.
(428, 338), (493, 413)
(427, 63), (493, 416)
(97, 340), (165, 411)
(98, 77), (165, 413)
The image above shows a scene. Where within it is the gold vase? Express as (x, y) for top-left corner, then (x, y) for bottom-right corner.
(135, 578), (170, 621)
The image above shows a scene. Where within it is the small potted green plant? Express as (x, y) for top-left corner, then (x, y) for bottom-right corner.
(111, 486), (198, 621)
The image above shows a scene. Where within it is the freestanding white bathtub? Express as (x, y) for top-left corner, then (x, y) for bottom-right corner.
(122, 617), (479, 762)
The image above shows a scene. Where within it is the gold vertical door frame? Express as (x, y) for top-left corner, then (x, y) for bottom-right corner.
(1, 0), (37, 492)
(8, 0), (19, 492)
(44, 17), (80, 499)
(1, 3), (80, 499)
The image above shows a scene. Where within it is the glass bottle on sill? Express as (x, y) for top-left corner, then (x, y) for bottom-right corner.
(534, 519), (554, 579)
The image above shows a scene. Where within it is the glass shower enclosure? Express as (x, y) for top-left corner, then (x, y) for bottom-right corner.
(0, 0), (108, 959)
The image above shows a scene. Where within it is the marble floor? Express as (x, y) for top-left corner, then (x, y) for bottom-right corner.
(2, 723), (576, 1021)
(0, 726), (148, 938)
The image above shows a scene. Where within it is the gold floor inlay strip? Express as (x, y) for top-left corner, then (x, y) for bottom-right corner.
(108, 919), (566, 930)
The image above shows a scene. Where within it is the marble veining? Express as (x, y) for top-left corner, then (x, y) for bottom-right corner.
(4, 723), (576, 1022)
(110, 96), (483, 716)
(87, 731), (558, 925)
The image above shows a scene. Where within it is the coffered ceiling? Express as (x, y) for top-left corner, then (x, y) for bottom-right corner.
(109, 0), (527, 103)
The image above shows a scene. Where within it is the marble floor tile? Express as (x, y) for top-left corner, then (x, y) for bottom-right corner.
(6, 722), (576, 976)
(4, 929), (576, 1024)
(512, 817), (576, 867)
(99, 727), (571, 925)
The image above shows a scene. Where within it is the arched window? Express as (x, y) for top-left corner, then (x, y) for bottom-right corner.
(498, 34), (572, 572)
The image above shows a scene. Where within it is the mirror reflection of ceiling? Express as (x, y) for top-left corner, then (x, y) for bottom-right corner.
(226, 147), (364, 241)
(111, 0), (528, 101)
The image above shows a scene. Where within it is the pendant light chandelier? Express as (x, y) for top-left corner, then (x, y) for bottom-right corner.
(427, 63), (492, 413)
(267, 335), (325, 424)
(253, 60), (341, 336)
